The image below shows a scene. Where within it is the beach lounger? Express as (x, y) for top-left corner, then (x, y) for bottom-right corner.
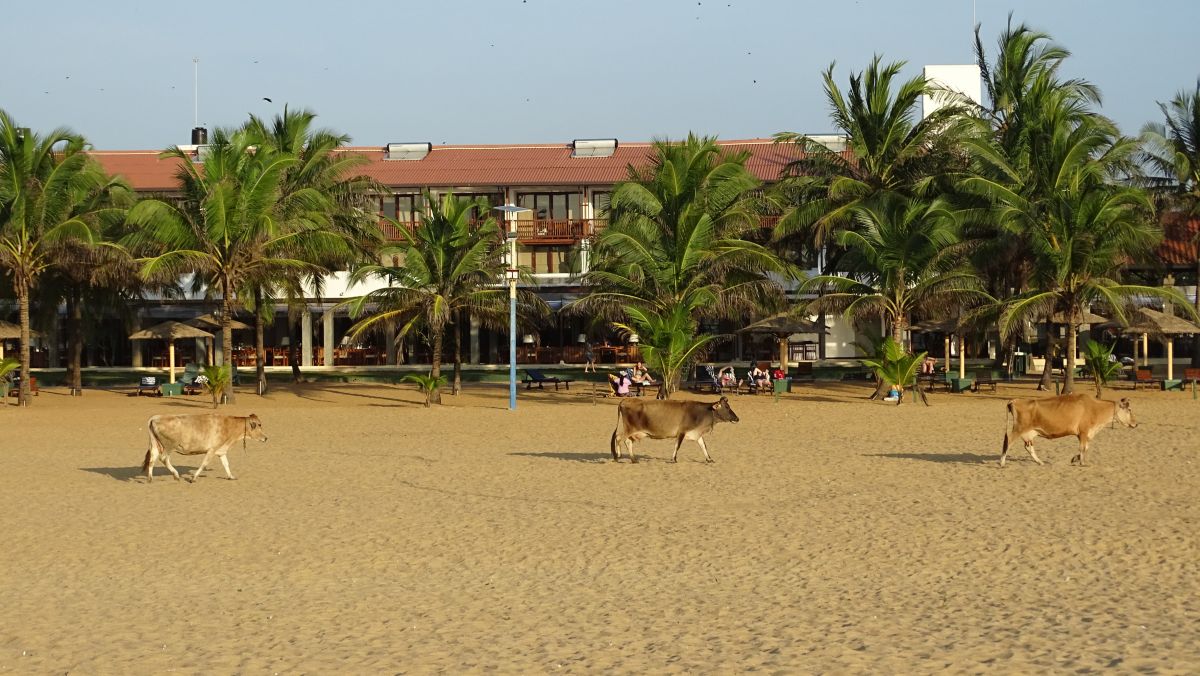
(137, 376), (159, 396)
(522, 369), (573, 391)
(178, 363), (201, 395)
(686, 365), (720, 393)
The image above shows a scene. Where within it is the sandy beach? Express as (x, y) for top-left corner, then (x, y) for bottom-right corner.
(2, 380), (1198, 673)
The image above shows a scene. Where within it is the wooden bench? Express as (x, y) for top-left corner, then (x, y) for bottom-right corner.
(1133, 369), (1162, 390)
(972, 371), (998, 393)
(1183, 368), (1200, 387)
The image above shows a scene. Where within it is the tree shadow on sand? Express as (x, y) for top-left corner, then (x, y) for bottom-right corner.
(867, 452), (997, 466)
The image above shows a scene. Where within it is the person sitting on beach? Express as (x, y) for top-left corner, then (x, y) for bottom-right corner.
(921, 356), (937, 374)
(717, 365), (737, 390)
(608, 370), (633, 397)
(630, 362), (654, 386)
(749, 363), (770, 391)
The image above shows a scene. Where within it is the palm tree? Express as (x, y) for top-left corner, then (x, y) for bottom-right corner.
(343, 193), (540, 404)
(964, 20), (1129, 388)
(805, 194), (982, 345)
(0, 111), (124, 405)
(243, 107), (380, 391)
(771, 56), (971, 248)
(125, 127), (342, 404)
(963, 117), (1190, 394)
(576, 135), (791, 397)
(1140, 80), (1200, 365)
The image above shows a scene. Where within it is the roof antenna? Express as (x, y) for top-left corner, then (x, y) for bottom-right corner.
(192, 57), (200, 127)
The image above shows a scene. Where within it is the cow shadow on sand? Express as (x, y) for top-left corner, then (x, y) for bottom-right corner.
(81, 466), (151, 481)
(81, 464), (220, 482)
(867, 452), (997, 466)
(508, 451), (613, 463)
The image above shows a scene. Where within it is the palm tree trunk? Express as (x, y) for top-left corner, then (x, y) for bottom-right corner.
(1063, 322), (1077, 395)
(452, 312), (462, 396)
(1037, 318), (1055, 392)
(254, 287), (267, 396)
(67, 288), (84, 395)
(1193, 255), (1200, 367)
(289, 315), (303, 383)
(18, 282), (32, 407)
(221, 291), (236, 405)
(429, 327), (443, 405)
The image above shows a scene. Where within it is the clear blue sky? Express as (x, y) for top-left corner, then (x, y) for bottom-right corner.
(3, 0), (1197, 149)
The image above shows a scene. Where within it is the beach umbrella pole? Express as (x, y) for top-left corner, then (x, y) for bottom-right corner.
(168, 342), (176, 385)
(958, 335), (966, 380)
(1167, 339), (1174, 381)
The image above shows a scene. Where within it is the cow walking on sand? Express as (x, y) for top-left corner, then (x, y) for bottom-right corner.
(1001, 394), (1137, 467)
(611, 396), (739, 463)
(142, 413), (269, 482)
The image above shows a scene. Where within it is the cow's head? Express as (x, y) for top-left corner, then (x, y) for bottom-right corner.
(246, 414), (269, 442)
(712, 397), (739, 423)
(1115, 398), (1137, 428)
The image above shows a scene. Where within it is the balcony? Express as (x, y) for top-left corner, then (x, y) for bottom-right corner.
(379, 218), (609, 245)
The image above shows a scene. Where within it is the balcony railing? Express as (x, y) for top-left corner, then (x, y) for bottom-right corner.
(379, 216), (780, 244)
(379, 218), (609, 244)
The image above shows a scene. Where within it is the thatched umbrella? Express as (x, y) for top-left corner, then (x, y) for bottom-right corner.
(738, 313), (828, 375)
(129, 321), (214, 384)
(1051, 310), (1109, 325)
(186, 314), (252, 365)
(1122, 308), (1200, 382)
(0, 320), (45, 360)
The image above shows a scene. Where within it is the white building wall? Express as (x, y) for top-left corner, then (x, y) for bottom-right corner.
(922, 65), (982, 118)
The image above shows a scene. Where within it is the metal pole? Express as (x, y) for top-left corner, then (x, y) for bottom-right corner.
(192, 57), (199, 127)
(511, 237), (520, 410)
(509, 223), (518, 411)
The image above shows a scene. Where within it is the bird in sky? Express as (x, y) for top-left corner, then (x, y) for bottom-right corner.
(263, 97), (273, 103)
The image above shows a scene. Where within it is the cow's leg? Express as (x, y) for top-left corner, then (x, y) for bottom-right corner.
(218, 452), (237, 480)
(627, 439), (637, 464)
(160, 452), (181, 481)
(671, 436), (685, 463)
(1071, 435), (1089, 466)
(1000, 430), (1011, 467)
(191, 450), (216, 482)
(1022, 432), (1044, 465)
(696, 436), (714, 463)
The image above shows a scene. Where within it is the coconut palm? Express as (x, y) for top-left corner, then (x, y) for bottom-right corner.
(576, 134), (791, 397)
(243, 106), (381, 391)
(343, 192), (541, 404)
(861, 337), (927, 405)
(1082, 339), (1122, 397)
(125, 127), (344, 404)
(771, 56), (971, 248)
(963, 21), (1133, 388)
(963, 116), (1191, 394)
(804, 194), (981, 345)
(0, 111), (125, 405)
(1140, 80), (1200, 365)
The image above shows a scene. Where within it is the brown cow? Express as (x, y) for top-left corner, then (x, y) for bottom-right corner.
(611, 396), (739, 463)
(1001, 394), (1136, 467)
(142, 413), (269, 482)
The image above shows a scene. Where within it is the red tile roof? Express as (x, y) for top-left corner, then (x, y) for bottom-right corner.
(90, 138), (825, 191)
(1158, 213), (1199, 267)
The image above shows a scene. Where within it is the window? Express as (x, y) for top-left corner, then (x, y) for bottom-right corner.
(517, 192), (583, 220)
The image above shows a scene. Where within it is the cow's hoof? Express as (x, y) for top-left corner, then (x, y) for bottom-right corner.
(630, 458), (638, 464)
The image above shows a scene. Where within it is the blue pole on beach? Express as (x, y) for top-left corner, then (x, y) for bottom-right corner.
(509, 287), (517, 410)
(494, 204), (528, 412)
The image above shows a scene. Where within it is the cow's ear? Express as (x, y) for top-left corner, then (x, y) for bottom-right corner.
(1119, 398), (1131, 408)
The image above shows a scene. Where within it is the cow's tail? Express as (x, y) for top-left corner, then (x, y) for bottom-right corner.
(142, 448), (152, 473)
(610, 402), (624, 461)
(1001, 400), (1015, 461)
